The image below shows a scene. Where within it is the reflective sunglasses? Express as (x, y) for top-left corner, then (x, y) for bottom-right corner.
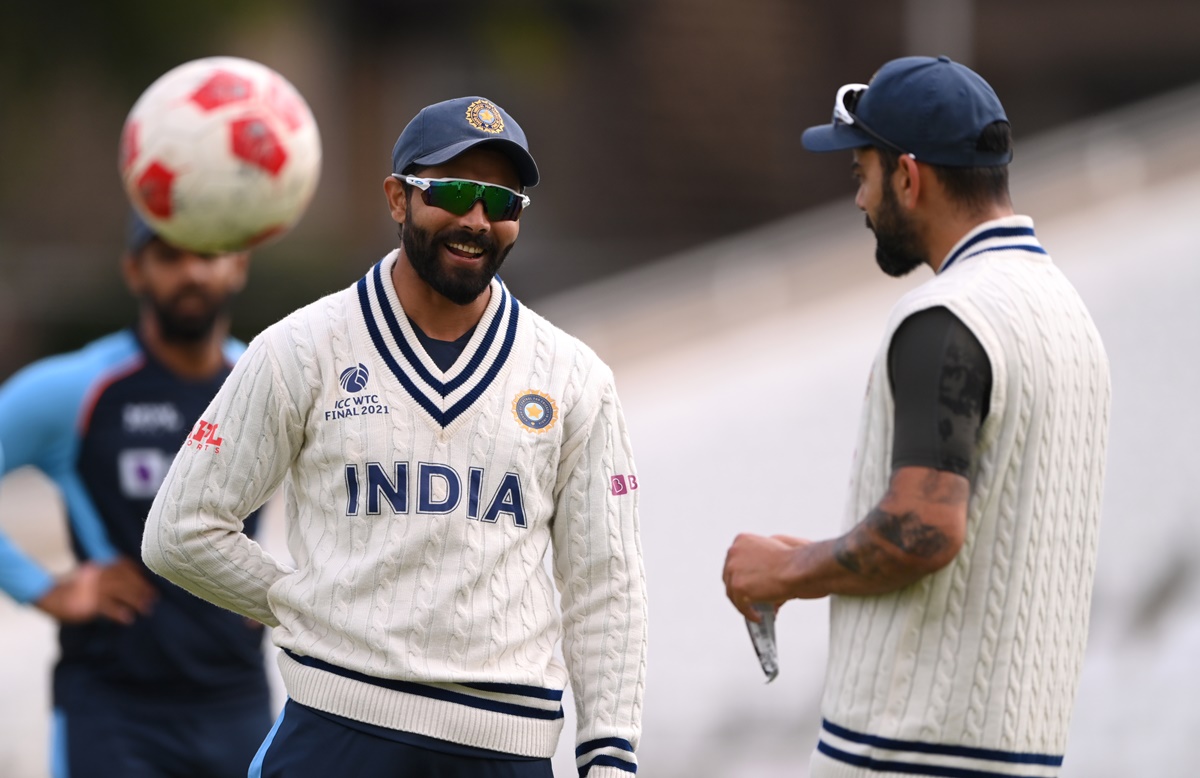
(832, 83), (915, 159)
(398, 175), (530, 221)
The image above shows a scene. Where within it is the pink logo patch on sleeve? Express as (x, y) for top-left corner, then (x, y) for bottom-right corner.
(610, 474), (639, 496)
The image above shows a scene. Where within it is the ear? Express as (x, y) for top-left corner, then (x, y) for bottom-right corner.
(383, 174), (408, 226)
(894, 154), (922, 210)
(121, 251), (144, 296)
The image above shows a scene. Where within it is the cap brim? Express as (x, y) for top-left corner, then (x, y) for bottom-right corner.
(801, 122), (874, 153)
(412, 137), (540, 188)
(126, 210), (158, 254)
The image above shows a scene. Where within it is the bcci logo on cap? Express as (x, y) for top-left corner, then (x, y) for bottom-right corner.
(465, 99), (505, 134)
(512, 390), (557, 433)
(340, 363), (370, 393)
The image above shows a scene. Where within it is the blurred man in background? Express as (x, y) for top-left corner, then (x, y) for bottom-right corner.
(143, 96), (647, 778)
(724, 56), (1110, 776)
(0, 215), (272, 777)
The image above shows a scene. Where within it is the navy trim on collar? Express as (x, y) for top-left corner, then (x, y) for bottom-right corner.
(369, 261), (509, 396)
(939, 225), (1042, 274)
(356, 260), (519, 429)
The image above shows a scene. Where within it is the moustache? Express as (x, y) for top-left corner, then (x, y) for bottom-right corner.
(438, 229), (497, 255)
(167, 286), (218, 307)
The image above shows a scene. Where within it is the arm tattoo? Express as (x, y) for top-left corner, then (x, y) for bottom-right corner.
(833, 531), (887, 576)
(834, 508), (950, 578)
(919, 470), (969, 505)
(869, 508), (950, 558)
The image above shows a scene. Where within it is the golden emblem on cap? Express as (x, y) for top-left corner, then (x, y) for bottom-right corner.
(465, 99), (505, 134)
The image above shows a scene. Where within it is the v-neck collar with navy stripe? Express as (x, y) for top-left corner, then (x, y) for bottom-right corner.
(938, 216), (1048, 274)
(356, 252), (520, 430)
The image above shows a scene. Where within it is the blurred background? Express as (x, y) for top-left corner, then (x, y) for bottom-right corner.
(2, 1), (1200, 776)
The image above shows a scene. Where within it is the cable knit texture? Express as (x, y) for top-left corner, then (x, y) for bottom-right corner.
(143, 252), (647, 764)
(813, 217), (1110, 778)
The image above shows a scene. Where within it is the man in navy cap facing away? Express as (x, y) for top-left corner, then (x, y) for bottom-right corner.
(0, 214), (270, 777)
(144, 96), (647, 778)
(724, 58), (1110, 776)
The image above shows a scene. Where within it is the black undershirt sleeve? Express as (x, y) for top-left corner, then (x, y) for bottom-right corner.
(888, 306), (993, 478)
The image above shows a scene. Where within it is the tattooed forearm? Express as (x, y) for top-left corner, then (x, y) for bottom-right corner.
(833, 529), (890, 577)
(868, 508), (950, 558)
(834, 508), (951, 578)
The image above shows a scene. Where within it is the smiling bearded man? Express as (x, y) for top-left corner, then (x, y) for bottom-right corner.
(143, 96), (648, 778)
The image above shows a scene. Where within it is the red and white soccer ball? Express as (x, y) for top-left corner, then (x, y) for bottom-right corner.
(119, 56), (322, 254)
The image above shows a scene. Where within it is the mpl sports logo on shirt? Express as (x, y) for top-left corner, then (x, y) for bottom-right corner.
(326, 363), (391, 421)
(186, 420), (224, 453)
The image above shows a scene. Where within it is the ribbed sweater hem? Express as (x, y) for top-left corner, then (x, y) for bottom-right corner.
(278, 652), (564, 758)
(810, 744), (1061, 778)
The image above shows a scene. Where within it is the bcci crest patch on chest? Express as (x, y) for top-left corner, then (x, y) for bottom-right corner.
(512, 390), (557, 433)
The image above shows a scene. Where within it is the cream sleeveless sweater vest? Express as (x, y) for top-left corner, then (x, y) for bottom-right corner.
(812, 217), (1111, 778)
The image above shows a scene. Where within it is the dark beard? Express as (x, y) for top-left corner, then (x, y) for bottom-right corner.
(402, 222), (513, 305)
(867, 183), (925, 278)
(149, 290), (230, 343)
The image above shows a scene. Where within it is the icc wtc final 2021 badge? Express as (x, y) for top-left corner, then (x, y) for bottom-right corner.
(512, 390), (557, 433)
(339, 363), (370, 393)
(465, 99), (505, 134)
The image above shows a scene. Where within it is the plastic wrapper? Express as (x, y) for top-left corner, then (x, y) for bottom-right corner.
(745, 603), (779, 682)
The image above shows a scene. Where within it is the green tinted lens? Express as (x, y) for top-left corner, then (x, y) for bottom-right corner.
(424, 180), (479, 215)
(481, 186), (522, 220)
(424, 180), (522, 221)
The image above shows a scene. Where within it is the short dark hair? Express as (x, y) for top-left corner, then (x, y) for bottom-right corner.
(879, 121), (1012, 213)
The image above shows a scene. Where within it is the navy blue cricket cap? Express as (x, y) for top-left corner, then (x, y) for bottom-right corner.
(802, 56), (1011, 167)
(126, 210), (157, 254)
(391, 96), (539, 188)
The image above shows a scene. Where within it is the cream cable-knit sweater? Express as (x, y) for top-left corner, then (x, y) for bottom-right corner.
(812, 217), (1110, 778)
(144, 252), (647, 776)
